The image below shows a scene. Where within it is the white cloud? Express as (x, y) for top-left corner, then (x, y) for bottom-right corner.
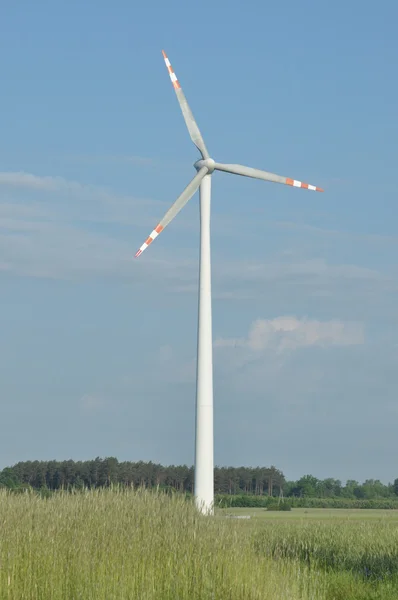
(157, 316), (366, 393)
(215, 316), (365, 353)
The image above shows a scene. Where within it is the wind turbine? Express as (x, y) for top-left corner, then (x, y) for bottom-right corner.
(135, 50), (324, 515)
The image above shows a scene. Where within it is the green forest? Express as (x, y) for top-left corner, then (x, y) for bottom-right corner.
(1, 457), (398, 508)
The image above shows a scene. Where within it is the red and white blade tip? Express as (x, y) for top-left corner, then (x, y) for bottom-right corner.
(134, 224), (164, 258)
(286, 178), (323, 192)
(161, 49), (181, 90)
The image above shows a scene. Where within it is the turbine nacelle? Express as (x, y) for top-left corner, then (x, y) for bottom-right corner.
(194, 158), (215, 174)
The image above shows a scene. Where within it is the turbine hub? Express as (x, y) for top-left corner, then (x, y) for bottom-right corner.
(194, 158), (215, 174)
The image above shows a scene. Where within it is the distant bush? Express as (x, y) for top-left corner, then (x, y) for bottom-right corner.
(216, 494), (270, 508)
(267, 501), (292, 512)
(288, 497), (398, 510)
(216, 494), (398, 510)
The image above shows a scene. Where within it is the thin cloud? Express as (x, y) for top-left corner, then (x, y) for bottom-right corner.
(0, 170), (156, 207)
(215, 316), (365, 353)
(68, 154), (187, 170)
(0, 172), (62, 191)
(0, 169), (396, 323)
(0, 171), (123, 208)
(272, 220), (398, 246)
(216, 258), (386, 283)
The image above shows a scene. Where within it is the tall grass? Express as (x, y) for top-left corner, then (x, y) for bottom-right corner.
(0, 488), (397, 599)
(254, 519), (398, 580)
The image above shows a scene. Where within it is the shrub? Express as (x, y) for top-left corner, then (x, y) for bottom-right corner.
(267, 501), (292, 511)
(216, 494), (398, 510)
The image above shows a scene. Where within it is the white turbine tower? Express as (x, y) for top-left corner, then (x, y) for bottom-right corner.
(135, 50), (324, 515)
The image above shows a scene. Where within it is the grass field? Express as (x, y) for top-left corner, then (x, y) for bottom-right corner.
(1, 489), (398, 599)
(220, 506), (398, 521)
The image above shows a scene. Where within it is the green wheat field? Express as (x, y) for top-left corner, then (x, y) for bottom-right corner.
(1, 488), (398, 599)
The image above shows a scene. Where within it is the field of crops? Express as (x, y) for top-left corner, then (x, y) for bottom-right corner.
(0, 489), (397, 599)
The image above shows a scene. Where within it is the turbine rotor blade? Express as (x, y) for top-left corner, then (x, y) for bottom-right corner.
(134, 166), (208, 258)
(162, 50), (209, 160)
(213, 162), (324, 192)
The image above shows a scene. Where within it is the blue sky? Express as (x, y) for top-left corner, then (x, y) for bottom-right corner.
(0, 0), (397, 483)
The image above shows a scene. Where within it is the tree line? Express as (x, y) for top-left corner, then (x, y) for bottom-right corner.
(0, 458), (397, 500)
(285, 474), (398, 499)
(0, 458), (284, 495)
